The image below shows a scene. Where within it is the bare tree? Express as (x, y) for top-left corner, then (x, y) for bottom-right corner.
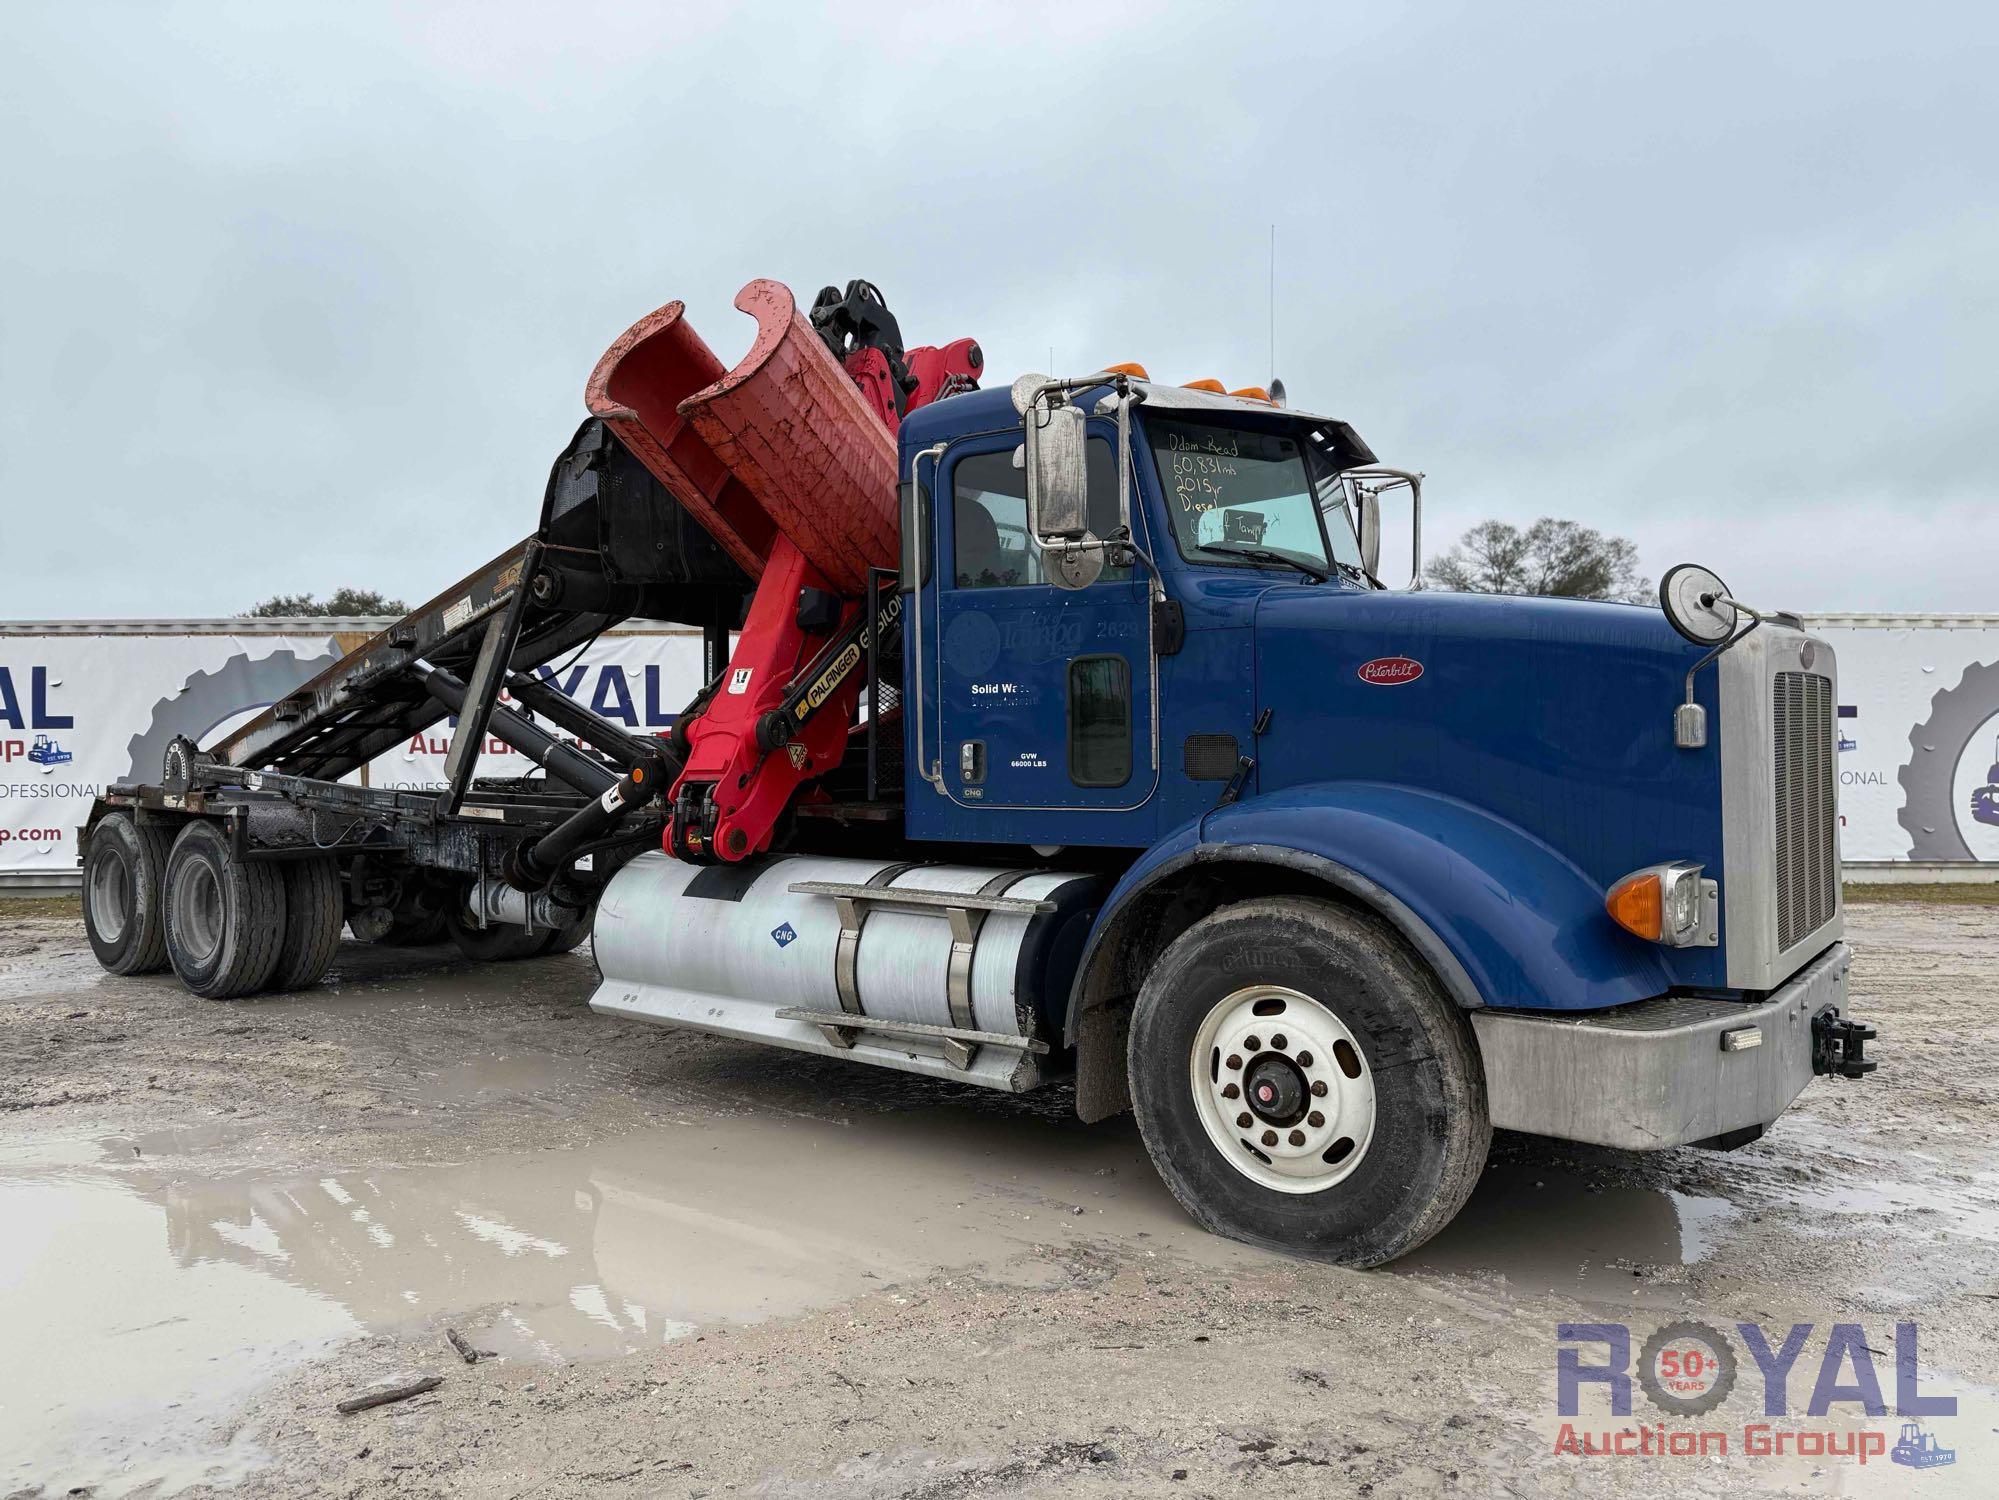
(1425, 518), (1650, 603)
(243, 587), (407, 618)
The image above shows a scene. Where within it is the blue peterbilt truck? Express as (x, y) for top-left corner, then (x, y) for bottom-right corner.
(82, 282), (1875, 1267)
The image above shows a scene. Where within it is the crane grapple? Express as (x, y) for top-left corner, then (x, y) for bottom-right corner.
(585, 277), (975, 861)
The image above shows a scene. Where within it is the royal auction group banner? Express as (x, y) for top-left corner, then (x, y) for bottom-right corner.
(0, 626), (705, 876)
(4, 616), (1996, 876)
(1811, 619), (1999, 866)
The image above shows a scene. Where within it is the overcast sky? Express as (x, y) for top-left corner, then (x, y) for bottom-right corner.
(2, 3), (1993, 618)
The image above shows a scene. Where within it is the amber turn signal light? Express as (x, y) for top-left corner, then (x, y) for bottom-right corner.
(1605, 861), (1714, 947)
(1605, 870), (1665, 941)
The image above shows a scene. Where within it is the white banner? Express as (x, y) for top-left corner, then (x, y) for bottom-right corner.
(8, 618), (1995, 876)
(1812, 621), (1999, 865)
(0, 629), (705, 875)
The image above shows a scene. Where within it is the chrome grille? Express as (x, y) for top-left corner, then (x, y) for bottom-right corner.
(1772, 671), (1837, 950)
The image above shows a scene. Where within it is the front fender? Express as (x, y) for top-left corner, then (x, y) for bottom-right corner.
(1074, 781), (1674, 1036)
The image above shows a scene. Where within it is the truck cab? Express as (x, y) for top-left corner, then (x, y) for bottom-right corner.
(824, 371), (1870, 1260)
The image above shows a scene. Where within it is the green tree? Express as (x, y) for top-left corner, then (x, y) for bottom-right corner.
(243, 588), (408, 618)
(1425, 518), (1650, 603)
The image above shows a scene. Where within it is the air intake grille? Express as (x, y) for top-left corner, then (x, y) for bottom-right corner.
(1772, 671), (1837, 950)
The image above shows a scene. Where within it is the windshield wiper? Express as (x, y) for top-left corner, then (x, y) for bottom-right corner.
(1329, 558), (1383, 588)
(1193, 544), (1329, 583)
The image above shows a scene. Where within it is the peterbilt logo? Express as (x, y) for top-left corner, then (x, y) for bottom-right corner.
(1357, 656), (1424, 685)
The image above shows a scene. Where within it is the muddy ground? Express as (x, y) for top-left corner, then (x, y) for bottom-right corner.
(1, 897), (1995, 1498)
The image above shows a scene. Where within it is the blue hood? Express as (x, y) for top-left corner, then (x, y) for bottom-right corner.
(1247, 586), (1726, 988)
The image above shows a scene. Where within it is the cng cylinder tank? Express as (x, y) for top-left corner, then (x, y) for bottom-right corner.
(590, 852), (1101, 1092)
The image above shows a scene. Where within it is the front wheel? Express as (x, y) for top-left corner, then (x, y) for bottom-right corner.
(1127, 896), (1489, 1268)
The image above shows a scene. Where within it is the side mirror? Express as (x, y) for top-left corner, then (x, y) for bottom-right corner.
(1659, 563), (1739, 645)
(1023, 396), (1090, 542)
(1358, 490), (1382, 577)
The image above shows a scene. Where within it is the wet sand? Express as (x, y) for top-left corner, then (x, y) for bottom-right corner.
(1, 901), (1996, 1496)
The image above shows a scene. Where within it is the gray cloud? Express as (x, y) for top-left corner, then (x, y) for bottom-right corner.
(2, 2), (1993, 616)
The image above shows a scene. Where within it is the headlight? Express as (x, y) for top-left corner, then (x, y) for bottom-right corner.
(1606, 861), (1718, 948)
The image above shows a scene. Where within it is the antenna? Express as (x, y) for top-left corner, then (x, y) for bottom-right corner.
(1268, 223), (1276, 388)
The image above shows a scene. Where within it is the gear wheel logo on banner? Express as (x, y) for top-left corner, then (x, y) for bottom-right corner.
(123, 648), (338, 786)
(1636, 1320), (1739, 1417)
(1899, 660), (1999, 862)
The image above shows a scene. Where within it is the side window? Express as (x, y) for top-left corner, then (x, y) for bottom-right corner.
(1068, 655), (1132, 788)
(952, 440), (1130, 589)
(952, 450), (1039, 588)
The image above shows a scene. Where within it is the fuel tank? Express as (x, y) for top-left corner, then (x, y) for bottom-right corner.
(590, 853), (1100, 1091)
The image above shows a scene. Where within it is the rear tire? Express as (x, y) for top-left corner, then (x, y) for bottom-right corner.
(538, 907), (592, 955)
(163, 821), (287, 999)
(82, 813), (173, 975)
(271, 857), (344, 992)
(445, 895), (546, 962)
(1127, 896), (1489, 1268)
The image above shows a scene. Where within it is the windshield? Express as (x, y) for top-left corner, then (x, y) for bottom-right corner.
(1144, 415), (1363, 574)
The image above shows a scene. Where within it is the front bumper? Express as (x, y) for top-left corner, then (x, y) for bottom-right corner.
(1470, 942), (1858, 1150)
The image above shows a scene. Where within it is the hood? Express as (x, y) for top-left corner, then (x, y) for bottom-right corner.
(1249, 586), (1724, 910)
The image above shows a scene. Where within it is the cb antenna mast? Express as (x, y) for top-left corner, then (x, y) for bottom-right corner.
(1268, 223), (1275, 389)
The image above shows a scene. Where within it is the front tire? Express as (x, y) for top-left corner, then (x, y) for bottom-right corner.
(1128, 896), (1489, 1268)
(163, 821), (287, 999)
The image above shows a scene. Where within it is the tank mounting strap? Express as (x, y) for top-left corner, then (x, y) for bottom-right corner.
(789, 872), (1057, 1054)
(774, 1007), (1051, 1071)
(945, 870), (1042, 1032)
(831, 862), (920, 1015)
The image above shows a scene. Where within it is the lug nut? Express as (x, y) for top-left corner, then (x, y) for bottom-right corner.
(1221, 1082), (1240, 1099)
(1307, 1110), (1324, 1128)
(1288, 1130), (1306, 1147)
(1237, 1112), (1253, 1129)
(1226, 1054), (1243, 1071)
(1260, 1129), (1278, 1148)
(1271, 1033), (1288, 1050)
(1296, 1050), (1314, 1067)
(1310, 1080), (1328, 1097)
(1244, 1035), (1261, 1051)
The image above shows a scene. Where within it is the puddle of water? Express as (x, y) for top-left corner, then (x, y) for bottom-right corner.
(99, 1120), (261, 1160)
(1403, 1161), (1734, 1301)
(0, 1173), (358, 1496)
(1770, 1174), (1999, 1241)
(0, 1106), (1202, 1495)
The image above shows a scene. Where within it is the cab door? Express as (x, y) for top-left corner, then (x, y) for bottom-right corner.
(926, 429), (1155, 830)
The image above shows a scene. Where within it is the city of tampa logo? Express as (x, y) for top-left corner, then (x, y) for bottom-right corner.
(1357, 656), (1423, 686)
(1553, 1320), (1956, 1468)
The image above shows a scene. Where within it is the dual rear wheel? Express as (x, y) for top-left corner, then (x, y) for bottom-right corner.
(84, 812), (586, 997)
(84, 814), (347, 998)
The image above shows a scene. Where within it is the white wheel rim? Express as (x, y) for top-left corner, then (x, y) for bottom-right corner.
(88, 855), (130, 943)
(1188, 984), (1376, 1194)
(172, 859), (224, 965)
